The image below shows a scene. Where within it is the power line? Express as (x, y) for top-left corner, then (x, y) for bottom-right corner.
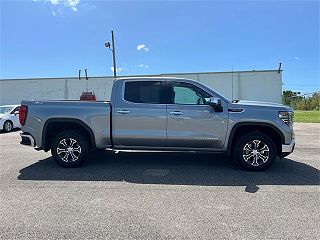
(283, 84), (319, 87)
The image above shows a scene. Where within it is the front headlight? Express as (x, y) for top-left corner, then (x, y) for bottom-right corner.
(279, 111), (294, 128)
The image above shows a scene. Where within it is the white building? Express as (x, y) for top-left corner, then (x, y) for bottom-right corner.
(0, 70), (282, 105)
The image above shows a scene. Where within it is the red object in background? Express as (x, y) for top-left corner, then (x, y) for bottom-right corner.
(19, 105), (28, 125)
(80, 91), (96, 101)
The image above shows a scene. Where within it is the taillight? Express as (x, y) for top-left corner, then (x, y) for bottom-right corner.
(19, 105), (28, 126)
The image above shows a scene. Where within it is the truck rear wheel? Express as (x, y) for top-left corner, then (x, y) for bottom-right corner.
(233, 132), (276, 171)
(51, 130), (89, 167)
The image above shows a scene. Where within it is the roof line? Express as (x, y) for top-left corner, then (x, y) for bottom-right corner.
(0, 69), (281, 81)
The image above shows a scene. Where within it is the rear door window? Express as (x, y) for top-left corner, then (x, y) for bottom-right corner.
(124, 81), (167, 104)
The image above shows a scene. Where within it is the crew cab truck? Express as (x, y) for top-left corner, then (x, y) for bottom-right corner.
(19, 77), (295, 171)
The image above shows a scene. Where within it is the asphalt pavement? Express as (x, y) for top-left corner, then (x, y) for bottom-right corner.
(0, 123), (319, 239)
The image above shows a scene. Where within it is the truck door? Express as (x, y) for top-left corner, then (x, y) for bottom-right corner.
(113, 80), (167, 148)
(166, 81), (228, 150)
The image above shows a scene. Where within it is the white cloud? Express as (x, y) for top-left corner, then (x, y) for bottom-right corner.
(137, 44), (145, 50)
(32, 0), (80, 15)
(49, 0), (60, 5)
(110, 67), (124, 73)
(137, 44), (149, 52)
(65, 0), (80, 7)
(64, 0), (80, 11)
(294, 56), (300, 60)
(138, 64), (149, 68)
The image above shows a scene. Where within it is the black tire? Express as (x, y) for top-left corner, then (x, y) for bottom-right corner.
(51, 130), (89, 168)
(233, 131), (276, 171)
(3, 120), (13, 133)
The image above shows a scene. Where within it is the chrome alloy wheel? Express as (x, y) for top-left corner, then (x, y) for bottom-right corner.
(4, 121), (12, 132)
(242, 140), (270, 166)
(57, 138), (82, 162)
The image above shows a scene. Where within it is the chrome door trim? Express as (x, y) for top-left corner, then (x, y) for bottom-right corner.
(169, 111), (183, 115)
(117, 110), (130, 114)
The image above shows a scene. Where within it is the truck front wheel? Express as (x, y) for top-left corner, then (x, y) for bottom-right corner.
(51, 130), (89, 167)
(233, 132), (276, 171)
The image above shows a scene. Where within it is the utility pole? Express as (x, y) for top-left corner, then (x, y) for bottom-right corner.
(105, 30), (117, 78)
(111, 30), (116, 78)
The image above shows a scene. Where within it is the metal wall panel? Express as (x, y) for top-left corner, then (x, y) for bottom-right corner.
(0, 70), (282, 105)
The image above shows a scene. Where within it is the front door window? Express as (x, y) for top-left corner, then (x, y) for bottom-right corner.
(170, 82), (211, 105)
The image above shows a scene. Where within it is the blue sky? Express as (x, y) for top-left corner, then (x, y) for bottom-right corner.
(1, 0), (319, 93)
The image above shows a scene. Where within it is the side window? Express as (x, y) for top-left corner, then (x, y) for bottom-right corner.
(171, 82), (211, 105)
(124, 81), (166, 104)
(10, 106), (20, 114)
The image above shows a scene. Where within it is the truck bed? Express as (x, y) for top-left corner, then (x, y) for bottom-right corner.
(21, 100), (112, 150)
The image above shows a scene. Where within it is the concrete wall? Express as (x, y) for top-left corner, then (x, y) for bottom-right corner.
(0, 70), (282, 105)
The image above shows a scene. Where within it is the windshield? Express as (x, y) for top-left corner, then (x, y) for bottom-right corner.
(0, 107), (13, 114)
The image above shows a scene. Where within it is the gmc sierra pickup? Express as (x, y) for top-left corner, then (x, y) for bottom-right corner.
(20, 77), (295, 170)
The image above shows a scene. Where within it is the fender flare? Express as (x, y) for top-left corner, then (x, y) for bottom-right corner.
(42, 118), (96, 151)
(227, 122), (285, 155)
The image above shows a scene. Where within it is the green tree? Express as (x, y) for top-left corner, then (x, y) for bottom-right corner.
(282, 90), (319, 110)
(282, 90), (294, 106)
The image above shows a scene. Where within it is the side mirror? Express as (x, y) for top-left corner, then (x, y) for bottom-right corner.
(209, 97), (223, 112)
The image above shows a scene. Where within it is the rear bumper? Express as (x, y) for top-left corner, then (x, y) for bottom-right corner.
(20, 133), (36, 147)
(281, 138), (295, 157)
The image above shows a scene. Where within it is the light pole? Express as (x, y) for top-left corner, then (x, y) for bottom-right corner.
(105, 30), (117, 78)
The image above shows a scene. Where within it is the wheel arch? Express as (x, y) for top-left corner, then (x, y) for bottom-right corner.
(227, 122), (285, 157)
(42, 118), (96, 152)
(3, 119), (13, 124)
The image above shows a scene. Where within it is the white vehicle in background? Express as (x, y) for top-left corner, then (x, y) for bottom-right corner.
(0, 105), (21, 132)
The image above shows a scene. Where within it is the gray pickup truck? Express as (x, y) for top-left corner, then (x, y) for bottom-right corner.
(20, 77), (295, 170)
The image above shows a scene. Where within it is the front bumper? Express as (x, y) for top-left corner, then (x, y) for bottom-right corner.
(20, 133), (36, 147)
(281, 138), (295, 157)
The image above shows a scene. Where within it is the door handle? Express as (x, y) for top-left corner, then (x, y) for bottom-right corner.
(170, 111), (183, 115)
(117, 110), (130, 114)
